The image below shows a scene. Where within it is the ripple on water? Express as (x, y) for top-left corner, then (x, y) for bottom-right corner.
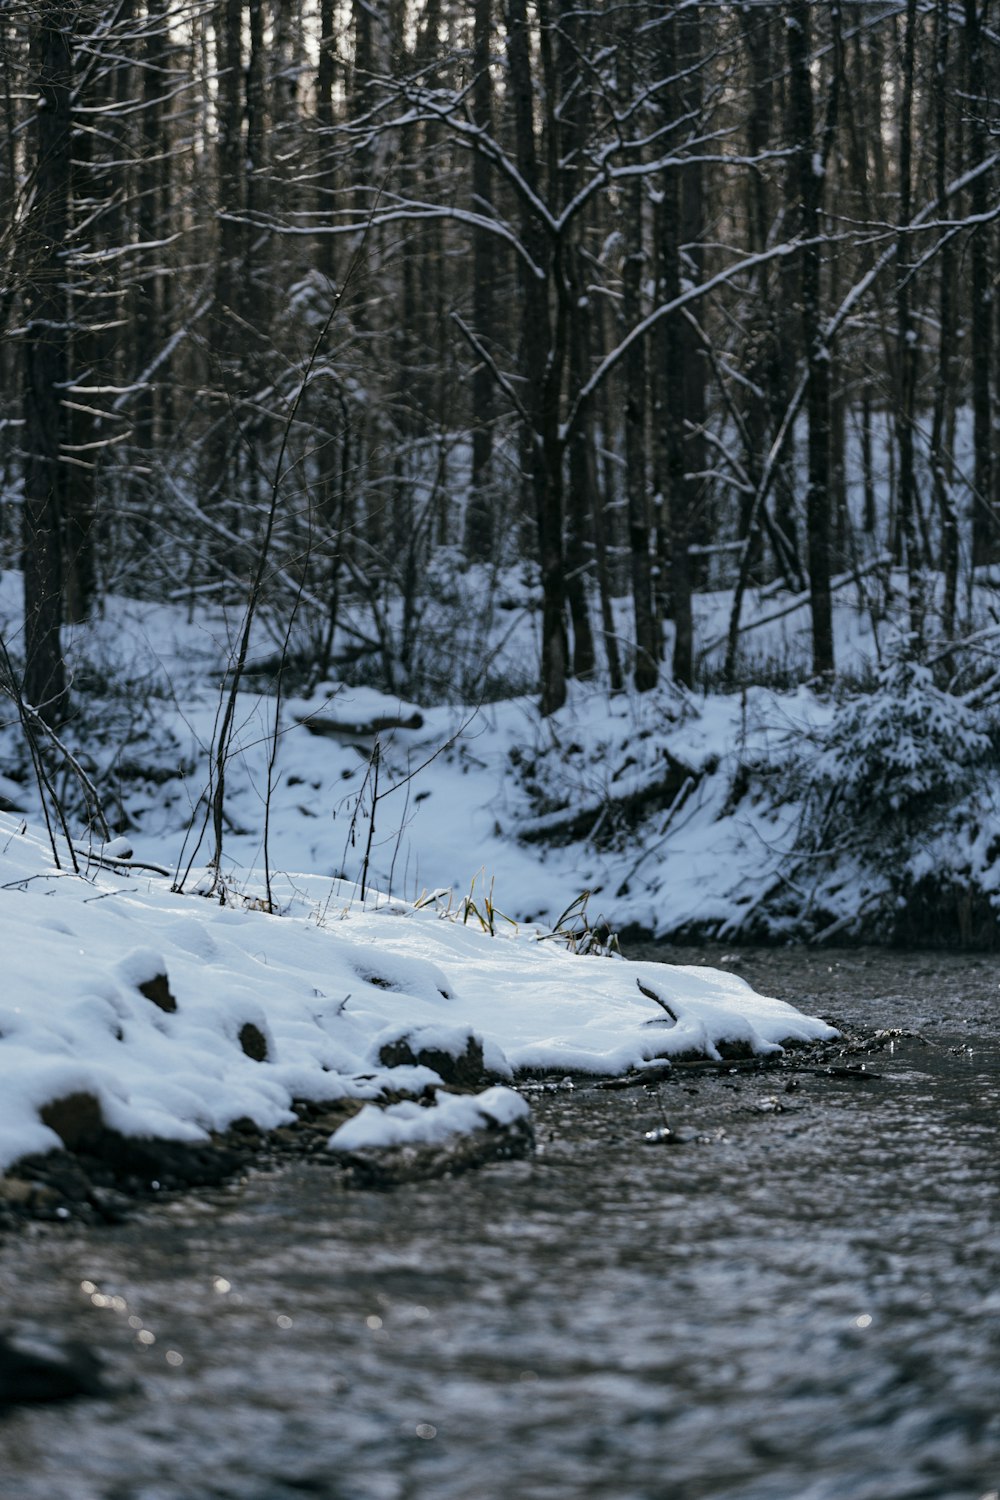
(0, 948), (998, 1500)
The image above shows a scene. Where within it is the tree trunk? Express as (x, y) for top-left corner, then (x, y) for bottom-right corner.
(201, 0), (244, 514)
(555, 0), (595, 680)
(623, 194), (657, 691)
(789, 0), (834, 677)
(895, 0), (924, 648)
(506, 0), (567, 716)
(616, 14), (658, 692)
(463, 0), (496, 562)
(316, 0), (338, 288)
(21, 7), (72, 721)
(966, 0), (995, 567)
(654, 11), (696, 688)
(678, 4), (707, 579)
(932, 0), (959, 640)
(133, 0), (172, 460)
(737, 1), (773, 581)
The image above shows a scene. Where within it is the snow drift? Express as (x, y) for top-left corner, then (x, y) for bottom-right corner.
(0, 812), (837, 1178)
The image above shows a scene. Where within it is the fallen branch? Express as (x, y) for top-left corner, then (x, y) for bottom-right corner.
(636, 979), (678, 1024)
(75, 850), (173, 879)
(296, 708), (424, 738)
(515, 752), (699, 847)
(598, 1058), (882, 1089)
(700, 553), (893, 664)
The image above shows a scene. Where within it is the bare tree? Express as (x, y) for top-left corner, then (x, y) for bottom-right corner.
(21, 4), (73, 722)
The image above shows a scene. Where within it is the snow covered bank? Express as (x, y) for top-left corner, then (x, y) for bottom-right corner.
(3, 574), (999, 950)
(0, 813), (836, 1181)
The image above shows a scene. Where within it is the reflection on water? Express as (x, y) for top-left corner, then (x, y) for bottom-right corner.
(1, 948), (999, 1500)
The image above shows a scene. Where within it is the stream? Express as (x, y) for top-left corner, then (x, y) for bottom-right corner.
(0, 947), (998, 1500)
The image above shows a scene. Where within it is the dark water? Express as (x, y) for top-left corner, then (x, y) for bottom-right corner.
(1, 948), (998, 1500)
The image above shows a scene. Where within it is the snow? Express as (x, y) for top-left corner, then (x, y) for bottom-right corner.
(0, 810), (836, 1177)
(23, 526), (989, 1178)
(5, 533), (990, 1185)
(294, 683), (424, 731)
(2, 504), (996, 969)
(2, 567), (851, 939)
(327, 1086), (530, 1151)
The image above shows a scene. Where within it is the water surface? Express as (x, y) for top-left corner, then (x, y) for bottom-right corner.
(0, 947), (997, 1500)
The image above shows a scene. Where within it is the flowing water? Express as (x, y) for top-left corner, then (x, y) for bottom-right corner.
(0, 948), (998, 1500)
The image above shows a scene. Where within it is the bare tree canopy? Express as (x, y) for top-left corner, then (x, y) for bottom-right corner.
(1, 0), (998, 712)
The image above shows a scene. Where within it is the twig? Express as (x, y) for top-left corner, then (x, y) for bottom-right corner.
(358, 738), (380, 904)
(636, 979), (678, 1024)
(76, 850), (173, 878)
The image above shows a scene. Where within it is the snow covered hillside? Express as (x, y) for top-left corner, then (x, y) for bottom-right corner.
(2, 566), (1000, 959)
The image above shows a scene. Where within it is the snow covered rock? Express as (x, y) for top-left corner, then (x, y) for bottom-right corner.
(327, 1086), (534, 1187)
(375, 1025), (502, 1089)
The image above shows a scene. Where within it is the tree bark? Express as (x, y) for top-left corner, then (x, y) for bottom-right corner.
(966, 0), (995, 567)
(316, 0), (338, 288)
(463, 0), (496, 562)
(618, 13), (658, 692)
(556, 0), (595, 680)
(506, 0), (567, 716)
(21, 6), (72, 721)
(789, 0), (834, 677)
(200, 0), (244, 514)
(895, 0), (924, 647)
(932, 0), (959, 639)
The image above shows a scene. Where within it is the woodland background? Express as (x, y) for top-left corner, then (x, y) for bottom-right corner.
(4, 0), (1000, 730)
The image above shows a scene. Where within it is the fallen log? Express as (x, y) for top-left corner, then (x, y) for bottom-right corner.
(295, 708), (424, 737)
(514, 751), (700, 847)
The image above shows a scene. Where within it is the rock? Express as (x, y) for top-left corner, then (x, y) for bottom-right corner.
(295, 1102), (364, 1134)
(715, 1038), (758, 1061)
(13, 1124), (250, 1205)
(13, 1153), (94, 1205)
(238, 1022), (269, 1062)
(137, 972), (177, 1013)
(86, 1186), (133, 1224)
(0, 1332), (112, 1409)
(338, 1109), (534, 1189)
(118, 949), (177, 1012)
(378, 1030), (487, 1089)
(40, 1091), (105, 1152)
(0, 1177), (38, 1205)
(87, 1133), (248, 1190)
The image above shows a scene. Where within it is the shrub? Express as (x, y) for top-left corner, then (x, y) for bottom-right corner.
(798, 656), (991, 856)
